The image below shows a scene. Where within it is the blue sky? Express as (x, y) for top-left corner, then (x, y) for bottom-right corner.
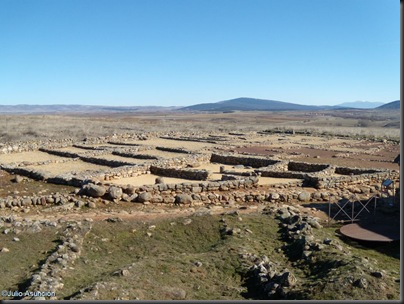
(0, 0), (399, 106)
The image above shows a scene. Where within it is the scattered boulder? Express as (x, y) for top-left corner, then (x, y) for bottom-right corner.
(371, 271), (384, 278)
(75, 201), (86, 208)
(138, 192), (152, 203)
(183, 218), (193, 225)
(354, 277), (368, 289)
(270, 193), (280, 200)
(87, 202), (96, 209)
(155, 177), (165, 184)
(280, 271), (297, 287)
(175, 194), (193, 205)
(109, 186), (123, 200)
(13, 175), (24, 183)
(163, 287), (186, 300)
(85, 184), (106, 198)
(323, 238), (332, 245)
(298, 191), (311, 202)
(126, 185), (137, 195)
(113, 269), (130, 277)
(106, 217), (123, 223)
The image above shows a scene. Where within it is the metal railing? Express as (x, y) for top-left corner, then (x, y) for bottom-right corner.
(328, 193), (377, 226)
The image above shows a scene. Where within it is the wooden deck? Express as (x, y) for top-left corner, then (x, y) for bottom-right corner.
(340, 222), (400, 242)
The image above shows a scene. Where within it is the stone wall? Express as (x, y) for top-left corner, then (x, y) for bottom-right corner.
(0, 139), (75, 154)
(39, 148), (81, 159)
(0, 173), (399, 211)
(79, 156), (136, 168)
(210, 153), (280, 168)
(150, 166), (211, 181)
(155, 146), (191, 154)
(0, 153), (211, 188)
(259, 170), (309, 180)
(0, 132), (157, 155)
(334, 167), (380, 175)
(38, 148), (137, 167)
(112, 151), (158, 160)
(160, 136), (218, 144)
(309, 170), (399, 189)
(72, 144), (104, 150)
(288, 162), (330, 173)
(107, 141), (141, 146)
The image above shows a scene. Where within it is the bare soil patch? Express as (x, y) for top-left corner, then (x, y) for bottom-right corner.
(26, 160), (111, 175)
(232, 140), (399, 170)
(0, 151), (68, 164)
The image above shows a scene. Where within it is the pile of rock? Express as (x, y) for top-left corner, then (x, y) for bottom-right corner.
(0, 215), (58, 234)
(0, 193), (81, 210)
(244, 254), (298, 299)
(23, 221), (92, 300)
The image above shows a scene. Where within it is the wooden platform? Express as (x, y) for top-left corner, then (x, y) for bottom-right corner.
(340, 222), (400, 242)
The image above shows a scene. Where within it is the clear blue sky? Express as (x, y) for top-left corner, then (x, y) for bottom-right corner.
(0, 0), (399, 106)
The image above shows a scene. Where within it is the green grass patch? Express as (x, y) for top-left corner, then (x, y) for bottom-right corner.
(0, 226), (62, 299)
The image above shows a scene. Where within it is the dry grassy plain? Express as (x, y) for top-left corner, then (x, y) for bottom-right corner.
(0, 109), (400, 301)
(0, 109), (400, 143)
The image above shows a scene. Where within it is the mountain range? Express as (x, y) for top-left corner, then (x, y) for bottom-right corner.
(180, 97), (398, 112)
(0, 104), (180, 114)
(0, 98), (399, 113)
(376, 100), (400, 110)
(334, 101), (385, 109)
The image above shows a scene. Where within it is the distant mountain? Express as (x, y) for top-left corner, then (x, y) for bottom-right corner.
(0, 104), (180, 114)
(376, 100), (400, 110)
(335, 101), (385, 109)
(180, 97), (324, 112)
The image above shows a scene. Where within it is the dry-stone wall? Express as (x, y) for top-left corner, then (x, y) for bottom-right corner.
(39, 148), (81, 159)
(310, 170), (399, 189)
(22, 221), (92, 300)
(0, 132), (157, 155)
(155, 146), (191, 154)
(334, 167), (380, 175)
(0, 139), (75, 154)
(79, 156), (136, 168)
(210, 153), (280, 168)
(150, 166), (211, 180)
(38, 148), (136, 167)
(288, 162), (330, 172)
(0, 192), (84, 210)
(112, 151), (158, 160)
(160, 136), (218, 144)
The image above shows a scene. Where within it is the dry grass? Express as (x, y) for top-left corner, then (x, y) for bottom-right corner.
(0, 110), (400, 144)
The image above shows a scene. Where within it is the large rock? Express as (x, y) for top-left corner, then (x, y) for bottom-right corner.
(125, 185), (137, 195)
(155, 177), (165, 184)
(163, 287), (186, 300)
(109, 186), (123, 200)
(270, 193), (280, 200)
(354, 277), (368, 289)
(280, 271), (297, 287)
(138, 192), (152, 203)
(298, 191), (311, 202)
(13, 175), (24, 183)
(175, 194), (193, 205)
(85, 184), (106, 198)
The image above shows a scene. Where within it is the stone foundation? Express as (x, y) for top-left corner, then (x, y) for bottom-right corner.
(150, 166), (211, 181)
(210, 153), (280, 168)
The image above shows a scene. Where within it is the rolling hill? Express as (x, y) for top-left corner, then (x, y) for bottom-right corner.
(180, 97), (326, 112)
(0, 104), (180, 114)
(376, 100), (400, 110)
(335, 101), (385, 109)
